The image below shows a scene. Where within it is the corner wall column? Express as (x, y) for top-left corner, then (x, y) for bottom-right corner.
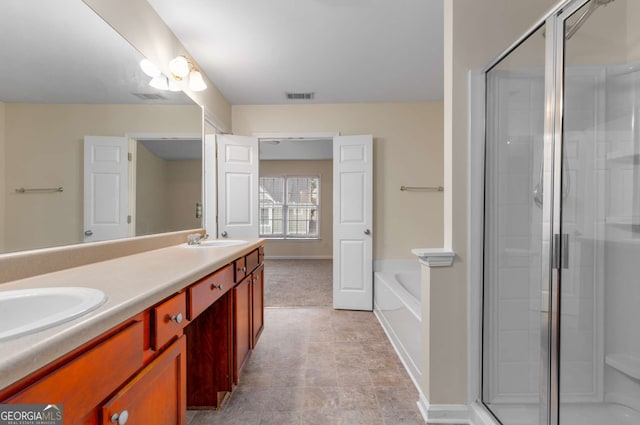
(413, 248), (469, 423)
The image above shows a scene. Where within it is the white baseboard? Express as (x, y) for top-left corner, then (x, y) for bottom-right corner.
(264, 255), (333, 260)
(417, 393), (470, 424)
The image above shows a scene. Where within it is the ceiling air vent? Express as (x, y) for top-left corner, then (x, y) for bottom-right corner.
(131, 93), (168, 100)
(286, 92), (315, 100)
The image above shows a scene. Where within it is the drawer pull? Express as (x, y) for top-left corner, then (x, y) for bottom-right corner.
(240, 266), (247, 272)
(211, 283), (223, 290)
(111, 410), (129, 425)
(170, 313), (184, 324)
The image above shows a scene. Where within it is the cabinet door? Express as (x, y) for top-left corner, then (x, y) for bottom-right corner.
(251, 265), (264, 348)
(233, 278), (252, 384)
(101, 336), (187, 425)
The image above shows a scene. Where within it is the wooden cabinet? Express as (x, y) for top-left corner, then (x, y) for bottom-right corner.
(233, 277), (252, 384)
(0, 244), (265, 419)
(2, 320), (144, 425)
(251, 264), (264, 348)
(233, 252), (265, 384)
(102, 336), (186, 425)
(186, 247), (265, 408)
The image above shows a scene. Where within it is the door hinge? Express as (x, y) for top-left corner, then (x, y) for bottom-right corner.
(127, 215), (132, 224)
(128, 152), (132, 161)
(552, 233), (569, 269)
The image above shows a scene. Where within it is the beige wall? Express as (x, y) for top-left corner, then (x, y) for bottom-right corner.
(429, 0), (555, 405)
(136, 152), (201, 236)
(83, 0), (231, 132)
(233, 102), (444, 260)
(166, 160), (202, 231)
(136, 143), (168, 236)
(260, 160), (333, 258)
(3, 103), (200, 252)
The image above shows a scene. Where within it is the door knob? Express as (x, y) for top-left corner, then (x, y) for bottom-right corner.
(221, 231), (228, 238)
(364, 229), (371, 235)
(84, 230), (93, 236)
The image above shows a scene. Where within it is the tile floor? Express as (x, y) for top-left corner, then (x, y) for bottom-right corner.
(186, 307), (437, 425)
(263, 260), (333, 308)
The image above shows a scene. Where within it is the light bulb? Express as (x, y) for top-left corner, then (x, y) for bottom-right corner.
(188, 69), (207, 92)
(149, 75), (169, 90)
(139, 59), (161, 78)
(169, 56), (190, 79)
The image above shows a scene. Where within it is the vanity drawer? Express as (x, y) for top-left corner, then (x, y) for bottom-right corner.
(188, 264), (235, 320)
(152, 292), (187, 351)
(245, 248), (261, 274)
(234, 257), (247, 283)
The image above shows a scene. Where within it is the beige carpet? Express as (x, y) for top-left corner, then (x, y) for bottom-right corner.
(263, 259), (333, 307)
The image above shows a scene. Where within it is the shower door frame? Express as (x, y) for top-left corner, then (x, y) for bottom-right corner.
(476, 1), (598, 425)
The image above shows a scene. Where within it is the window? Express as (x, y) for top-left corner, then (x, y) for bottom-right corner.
(259, 176), (319, 238)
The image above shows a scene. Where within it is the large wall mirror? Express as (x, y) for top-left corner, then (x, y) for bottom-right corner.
(0, 0), (203, 254)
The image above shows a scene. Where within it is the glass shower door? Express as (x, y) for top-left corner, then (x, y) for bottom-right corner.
(559, 0), (640, 424)
(482, 24), (549, 425)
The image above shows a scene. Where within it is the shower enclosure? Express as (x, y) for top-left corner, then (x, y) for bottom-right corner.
(481, 0), (640, 424)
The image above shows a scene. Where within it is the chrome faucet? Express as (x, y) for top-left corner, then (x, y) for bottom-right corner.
(187, 233), (209, 245)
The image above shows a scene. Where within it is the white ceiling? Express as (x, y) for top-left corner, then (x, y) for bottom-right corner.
(140, 139), (202, 160)
(146, 0), (444, 104)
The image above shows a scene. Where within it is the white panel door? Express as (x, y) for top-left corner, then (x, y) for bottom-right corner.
(217, 135), (259, 239)
(333, 135), (373, 311)
(83, 136), (129, 243)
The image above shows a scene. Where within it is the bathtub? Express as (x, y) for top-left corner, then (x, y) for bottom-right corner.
(373, 261), (422, 388)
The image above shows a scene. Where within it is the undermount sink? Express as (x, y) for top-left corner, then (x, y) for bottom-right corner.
(0, 287), (107, 341)
(184, 239), (248, 248)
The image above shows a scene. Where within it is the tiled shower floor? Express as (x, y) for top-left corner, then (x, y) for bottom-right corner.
(186, 307), (428, 425)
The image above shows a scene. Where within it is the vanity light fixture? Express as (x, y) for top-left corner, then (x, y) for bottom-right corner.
(141, 59), (182, 92)
(148, 75), (182, 92)
(168, 55), (208, 92)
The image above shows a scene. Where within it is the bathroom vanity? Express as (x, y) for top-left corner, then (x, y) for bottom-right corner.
(0, 240), (265, 424)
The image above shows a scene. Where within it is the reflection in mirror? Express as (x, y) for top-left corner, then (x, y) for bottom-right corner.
(0, 0), (203, 254)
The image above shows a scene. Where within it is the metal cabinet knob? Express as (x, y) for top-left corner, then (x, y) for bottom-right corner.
(111, 410), (129, 425)
(170, 313), (183, 324)
(84, 230), (93, 236)
(211, 283), (222, 290)
(241, 267), (247, 273)
(364, 229), (371, 235)
(221, 231), (228, 238)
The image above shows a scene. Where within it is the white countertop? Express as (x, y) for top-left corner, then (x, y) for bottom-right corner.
(0, 239), (264, 390)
